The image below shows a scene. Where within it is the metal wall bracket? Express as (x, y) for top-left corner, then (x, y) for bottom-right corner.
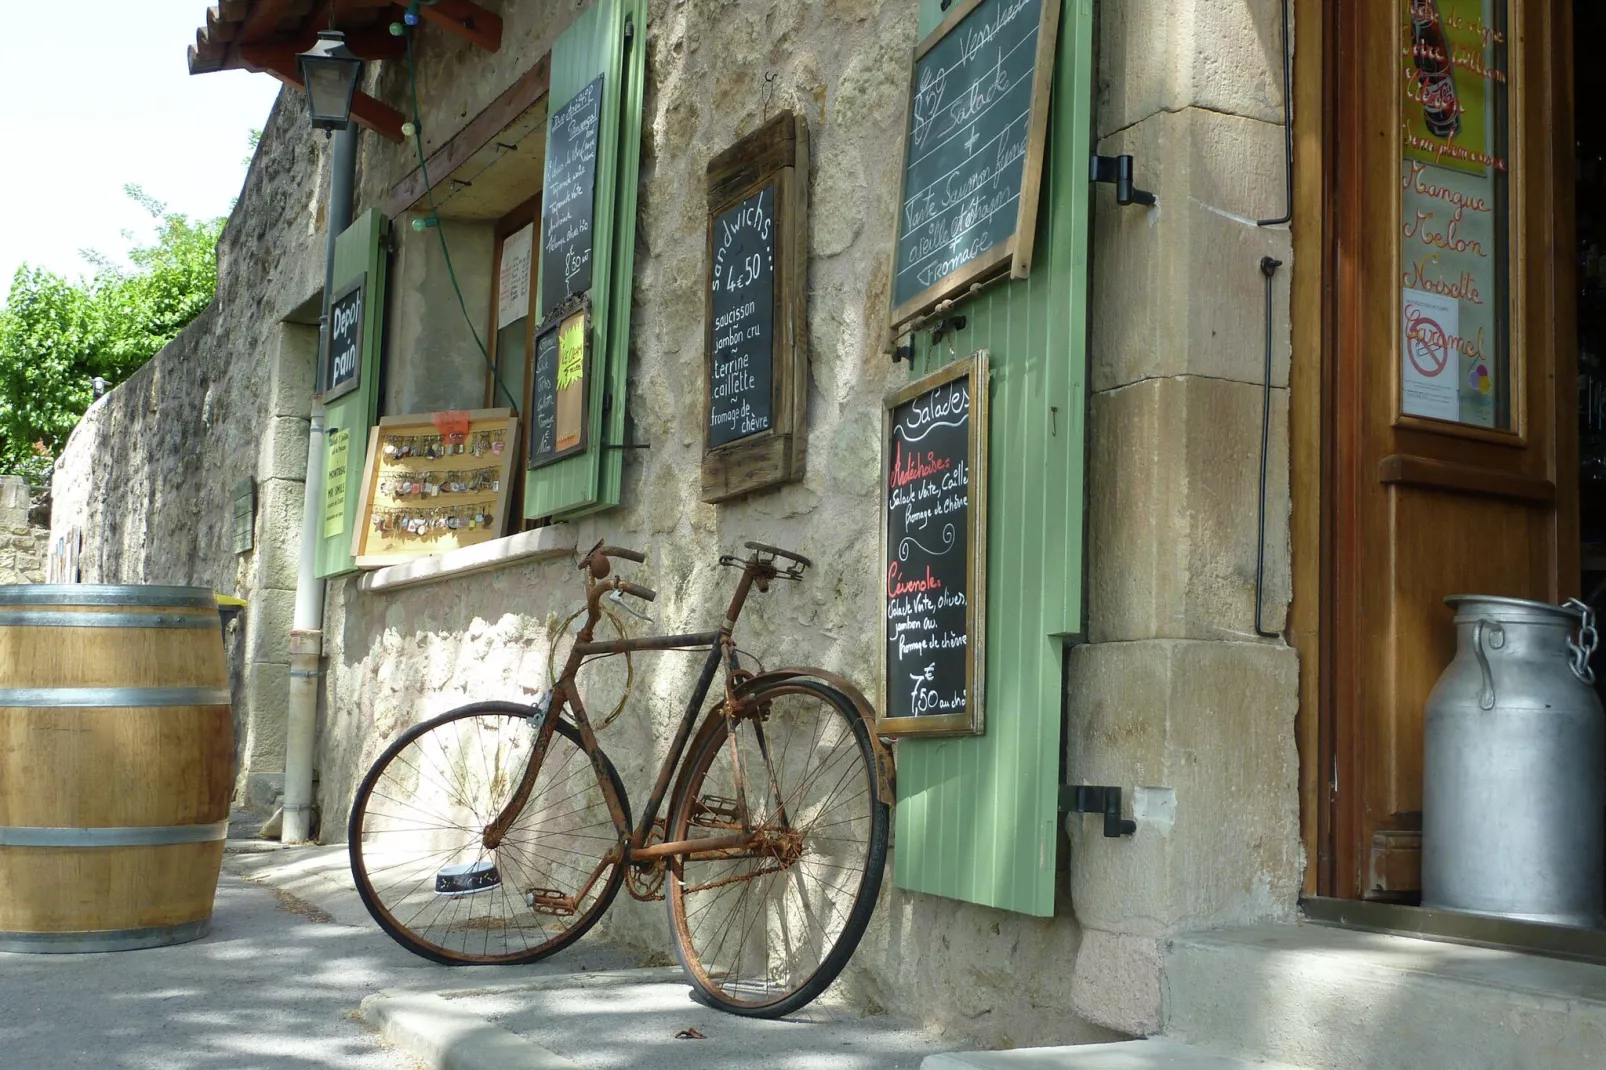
(1090, 155), (1156, 208)
(1060, 784), (1137, 838)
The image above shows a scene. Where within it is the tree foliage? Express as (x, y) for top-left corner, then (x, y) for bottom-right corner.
(0, 187), (222, 483)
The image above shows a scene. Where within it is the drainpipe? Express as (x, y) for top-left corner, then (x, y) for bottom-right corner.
(284, 123), (360, 845)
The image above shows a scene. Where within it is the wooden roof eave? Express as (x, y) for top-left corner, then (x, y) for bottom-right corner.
(188, 0), (506, 144)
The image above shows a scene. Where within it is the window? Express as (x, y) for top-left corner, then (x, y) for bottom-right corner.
(487, 194), (541, 525)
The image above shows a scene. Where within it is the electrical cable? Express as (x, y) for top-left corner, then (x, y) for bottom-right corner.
(401, 24), (521, 412)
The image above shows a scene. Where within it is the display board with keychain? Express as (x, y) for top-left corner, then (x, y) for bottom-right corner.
(351, 408), (520, 567)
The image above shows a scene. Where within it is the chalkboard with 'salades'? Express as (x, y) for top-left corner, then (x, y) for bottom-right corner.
(879, 351), (989, 738)
(889, 0), (1061, 332)
(701, 111), (811, 504)
(540, 75), (604, 320)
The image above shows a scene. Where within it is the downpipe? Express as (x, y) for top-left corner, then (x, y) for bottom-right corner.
(283, 122), (359, 844)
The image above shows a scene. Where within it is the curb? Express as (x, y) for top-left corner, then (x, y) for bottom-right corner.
(362, 990), (580, 1070)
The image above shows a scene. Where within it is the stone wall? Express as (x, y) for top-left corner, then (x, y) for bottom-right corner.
(49, 0), (1302, 1048)
(50, 90), (334, 811)
(0, 476), (47, 584)
(1063, 0), (1301, 1037)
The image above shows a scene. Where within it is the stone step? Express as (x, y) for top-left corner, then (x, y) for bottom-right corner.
(923, 1040), (1307, 1069)
(1163, 921), (1606, 1070)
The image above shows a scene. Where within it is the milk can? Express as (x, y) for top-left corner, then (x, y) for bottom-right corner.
(1423, 595), (1605, 927)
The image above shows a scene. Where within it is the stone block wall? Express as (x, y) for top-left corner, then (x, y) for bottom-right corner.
(0, 476), (47, 584)
(1063, 0), (1302, 1037)
(48, 0), (1305, 1047)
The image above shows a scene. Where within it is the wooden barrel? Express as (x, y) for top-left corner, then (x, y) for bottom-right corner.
(0, 585), (232, 953)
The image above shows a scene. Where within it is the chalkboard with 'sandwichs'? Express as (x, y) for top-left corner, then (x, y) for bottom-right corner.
(708, 184), (776, 448)
(880, 351), (989, 737)
(890, 0), (1060, 329)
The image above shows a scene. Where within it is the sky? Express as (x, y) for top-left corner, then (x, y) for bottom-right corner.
(0, 1), (284, 306)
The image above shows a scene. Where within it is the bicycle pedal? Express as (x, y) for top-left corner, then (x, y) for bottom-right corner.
(524, 888), (577, 916)
(692, 795), (744, 826)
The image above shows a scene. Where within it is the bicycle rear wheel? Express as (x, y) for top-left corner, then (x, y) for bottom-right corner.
(665, 680), (889, 1017)
(349, 700), (628, 965)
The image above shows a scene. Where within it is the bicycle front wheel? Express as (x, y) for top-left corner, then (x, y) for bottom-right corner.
(349, 700), (628, 965)
(665, 680), (889, 1017)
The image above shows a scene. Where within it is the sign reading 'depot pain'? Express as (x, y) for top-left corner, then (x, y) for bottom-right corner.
(324, 275), (366, 400)
(880, 351), (989, 737)
(889, 0), (1061, 331)
(540, 75), (604, 320)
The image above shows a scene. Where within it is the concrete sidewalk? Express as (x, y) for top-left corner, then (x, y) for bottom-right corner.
(228, 835), (952, 1069)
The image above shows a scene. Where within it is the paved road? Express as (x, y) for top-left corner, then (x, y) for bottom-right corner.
(0, 841), (948, 1070)
(0, 858), (636, 1070)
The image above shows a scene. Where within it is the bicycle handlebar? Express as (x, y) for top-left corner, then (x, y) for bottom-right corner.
(602, 545), (647, 564)
(615, 581), (657, 602)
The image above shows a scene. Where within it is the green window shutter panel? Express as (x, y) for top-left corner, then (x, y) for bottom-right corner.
(316, 208), (389, 579)
(525, 0), (648, 520)
(892, 0), (1094, 917)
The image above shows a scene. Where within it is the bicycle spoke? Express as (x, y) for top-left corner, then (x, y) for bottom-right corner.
(350, 708), (626, 965)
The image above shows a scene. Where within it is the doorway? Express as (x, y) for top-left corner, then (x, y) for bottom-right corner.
(1316, 0), (1577, 906)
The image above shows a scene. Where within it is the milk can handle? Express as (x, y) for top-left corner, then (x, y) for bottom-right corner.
(1565, 598), (1598, 685)
(1472, 619), (1501, 711)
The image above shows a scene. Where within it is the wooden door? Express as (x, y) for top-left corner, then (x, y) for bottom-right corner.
(1327, 0), (1576, 899)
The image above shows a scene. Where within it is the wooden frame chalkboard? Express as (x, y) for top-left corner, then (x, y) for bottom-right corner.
(323, 273), (366, 401)
(528, 294), (593, 471)
(887, 0), (1062, 335)
(879, 351), (989, 738)
(701, 111), (811, 503)
(539, 74), (604, 320)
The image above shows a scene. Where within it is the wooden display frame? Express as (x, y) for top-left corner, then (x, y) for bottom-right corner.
(887, 0), (1061, 335)
(350, 408), (520, 568)
(878, 351), (990, 738)
(701, 111), (810, 503)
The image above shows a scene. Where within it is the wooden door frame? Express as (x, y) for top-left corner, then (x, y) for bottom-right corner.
(1291, 0), (1578, 900)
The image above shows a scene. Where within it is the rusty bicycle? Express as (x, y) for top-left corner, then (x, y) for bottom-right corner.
(347, 540), (893, 1017)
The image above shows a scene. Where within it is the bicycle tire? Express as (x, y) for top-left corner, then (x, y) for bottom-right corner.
(664, 680), (890, 1017)
(349, 700), (629, 965)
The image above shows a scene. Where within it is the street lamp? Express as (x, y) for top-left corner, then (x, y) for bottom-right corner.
(296, 30), (364, 132)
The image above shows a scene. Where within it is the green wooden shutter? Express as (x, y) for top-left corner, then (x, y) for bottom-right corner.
(892, 0), (1094, 917)
(316, 208), (388, 579)
(525, 0), (647, 519)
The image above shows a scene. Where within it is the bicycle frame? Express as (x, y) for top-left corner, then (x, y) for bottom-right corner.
(481, 550), (780, 908)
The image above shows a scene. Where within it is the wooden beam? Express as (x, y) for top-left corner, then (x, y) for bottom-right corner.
(384, 52), (549, 217)
(417, 0), (502, 53)
(239, 44), (406, 142)
(237, 0), (300, 43)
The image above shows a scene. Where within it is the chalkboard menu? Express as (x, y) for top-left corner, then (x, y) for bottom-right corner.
(324, 274), (366, 400)
(540, 75), (604, 319)
(701, 112), (810, 504)
(880, 352), (989, 737)
(708, 184), (776, 447)
(889, 0), (1060, 329)
(528, 299), (591, 470)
